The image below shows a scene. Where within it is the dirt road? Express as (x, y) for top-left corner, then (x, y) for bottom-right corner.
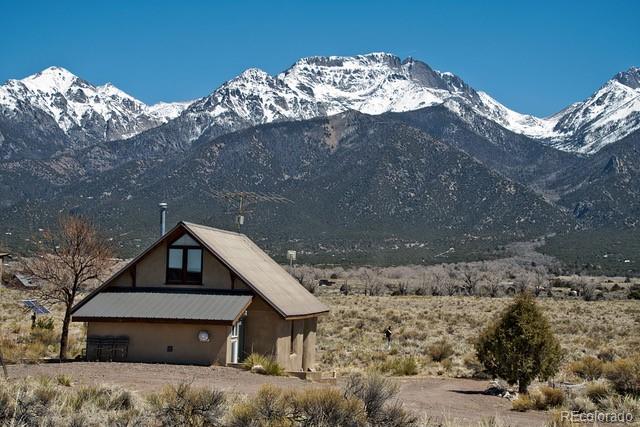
(7, 363), (547, 426)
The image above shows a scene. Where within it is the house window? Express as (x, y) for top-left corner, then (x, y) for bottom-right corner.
(166, 234), (203, 284)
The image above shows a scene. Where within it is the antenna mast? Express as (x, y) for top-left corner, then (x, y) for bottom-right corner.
(205, 190), (293, 232)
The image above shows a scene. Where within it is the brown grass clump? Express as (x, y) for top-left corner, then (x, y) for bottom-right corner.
(511, 394), (534, 412)
(427, 338), (454, 362)
(511, 387), (564, 412)
(0, 377), (140, 426)
(604, 354), (640, 395)
(242, 352), (285, 376)
(538, 386), (565, 408)
(147, 383), (226, 427)
(568, 356), (604, 380)
(375, 356), (419, 376)
(228, 384), (368, 427)
(585, 382), (611, 404)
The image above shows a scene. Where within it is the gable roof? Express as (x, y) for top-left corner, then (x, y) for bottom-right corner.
(182, 222), (328, 318)
(72, 222), (328, 319)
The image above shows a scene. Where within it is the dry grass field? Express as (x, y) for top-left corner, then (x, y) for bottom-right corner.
(0, 286), (86, 363)
(2, 258), (640, 426)
(316, 293), (640, 378)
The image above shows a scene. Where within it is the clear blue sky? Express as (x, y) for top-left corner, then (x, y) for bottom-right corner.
(2, 0), (638, 117)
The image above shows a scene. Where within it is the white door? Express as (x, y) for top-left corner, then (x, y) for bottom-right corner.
(230, 321), (242, 364)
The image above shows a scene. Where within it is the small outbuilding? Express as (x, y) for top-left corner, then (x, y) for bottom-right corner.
(71, 222), (329, 370)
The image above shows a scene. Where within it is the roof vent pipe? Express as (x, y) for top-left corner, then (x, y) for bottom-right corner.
(159, 202), (168, 236)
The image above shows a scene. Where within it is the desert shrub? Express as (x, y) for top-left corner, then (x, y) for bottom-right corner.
(372, 400), (419, 427)
(289, 388), (367, 427)
(597, 347), (618, 362)
(29, 325), (58, 348)
(427, 339), (454, 362)
(569, 395), (597, 413)
(569, 356), (604, 380)
(599, 395), (640, 419)
(0, 388), (12, 422)
(229, 384), (372, 427)
(344, 373), (417, 426)
(512, 394), (533, 412)
(242, 352), (284, 376)
(67, 385), (111, 411)
(514, 387), (564, 412)
(463, 353), (489, 378)
(585, 382), (611, 403)
(604, 355), (640, 395)
(227, 384), (288, 426)
(628, 285), (640, 300)
(376, 357), (418, 376)
(108, 389), (134, 411)
(0, 382), (54, 426)
(56, 374), (72, 387)
(147, 383), (226, 427)
(475, 293), (563, 393)
(35, 317), (55, 330)
(242, 352), (269, 370)
(539, 386), (565, 408)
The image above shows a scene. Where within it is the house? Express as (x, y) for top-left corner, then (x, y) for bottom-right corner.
(70, 222), (329, 370)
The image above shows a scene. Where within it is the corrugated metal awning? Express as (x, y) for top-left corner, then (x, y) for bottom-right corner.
(72, 292), (252, 324)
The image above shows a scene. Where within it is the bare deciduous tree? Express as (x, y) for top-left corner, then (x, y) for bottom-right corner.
(461, 268), (485, 296)
(361, 268), (383, 296)
(21, 216), (114, 360)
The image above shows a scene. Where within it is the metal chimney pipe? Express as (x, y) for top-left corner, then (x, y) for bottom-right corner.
(159, 202), (168, 236)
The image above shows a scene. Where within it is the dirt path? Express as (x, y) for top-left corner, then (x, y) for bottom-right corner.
(7, 363), (548, 426)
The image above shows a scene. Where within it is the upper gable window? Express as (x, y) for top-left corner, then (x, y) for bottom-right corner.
(166, 234), (203, 284)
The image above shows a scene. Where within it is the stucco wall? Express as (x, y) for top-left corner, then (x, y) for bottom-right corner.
(110, 235), (234, 290)
(242, 297), (315, 371)
(87, 321), (230, 365)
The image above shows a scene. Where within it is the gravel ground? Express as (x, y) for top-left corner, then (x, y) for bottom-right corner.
(6, 362), (548, 426)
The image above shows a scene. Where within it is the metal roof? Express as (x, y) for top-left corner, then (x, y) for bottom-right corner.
(71, 221), (329, 320)
(182, 222), (329, 318)
(72, 291), (252, 324)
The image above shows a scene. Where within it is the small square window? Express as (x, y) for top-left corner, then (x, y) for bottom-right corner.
(167, 345), (173, 353)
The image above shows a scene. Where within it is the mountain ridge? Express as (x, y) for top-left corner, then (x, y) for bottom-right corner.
(2, 54), (638, 161)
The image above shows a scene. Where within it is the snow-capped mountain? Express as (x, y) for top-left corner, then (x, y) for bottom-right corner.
(543, 68), (640, 154)
(1, 56), (638, 161)
(0, 66), (191, 156)
(179, 53), (525, 142)
(172, 53), (639, 155)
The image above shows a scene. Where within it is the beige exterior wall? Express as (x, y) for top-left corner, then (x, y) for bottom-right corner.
(111, 234), (234, 290)
(302, 317), (317, 371)
(242, 296), (317, 371)
(87, 321), (230, 365)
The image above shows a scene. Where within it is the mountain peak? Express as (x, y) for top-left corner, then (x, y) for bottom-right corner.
(613, 66), (640, 89)
(21, 66), (81, 93)
(290, 52), (401, 69)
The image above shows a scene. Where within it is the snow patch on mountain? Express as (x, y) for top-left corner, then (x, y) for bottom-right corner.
(147, 100), (192, 121)
(2, 57), (638, 156)
(0, 66), (192, 141)
(180, 53), (640, 154)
